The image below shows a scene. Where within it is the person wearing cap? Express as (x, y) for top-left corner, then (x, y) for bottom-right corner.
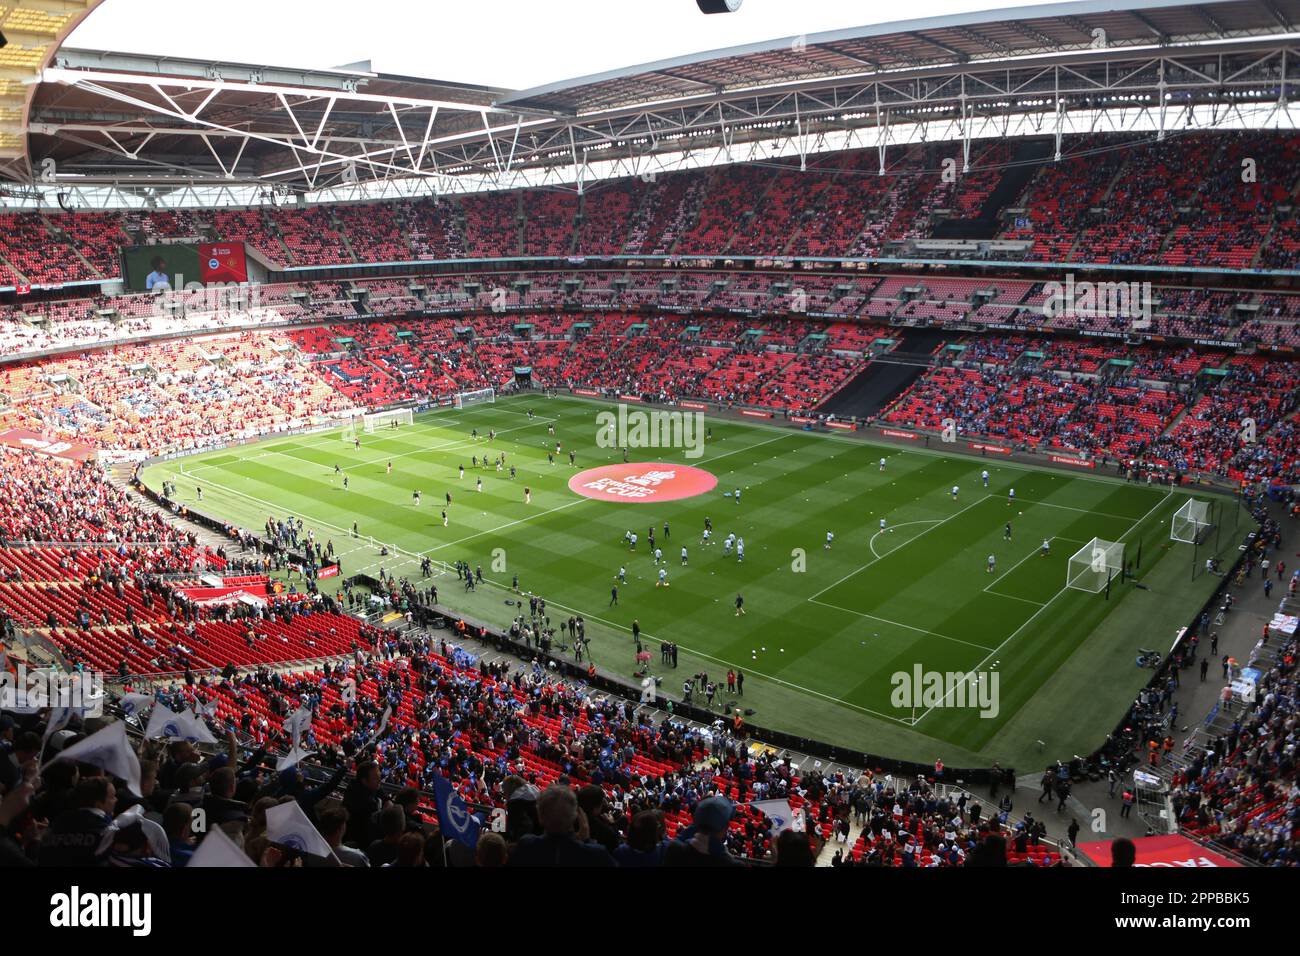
(168, 761), (208, 810)
(663, 795), (743, 866)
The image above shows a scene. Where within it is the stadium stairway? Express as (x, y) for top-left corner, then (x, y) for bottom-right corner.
(818, 327), (948, 419)
(814, 818), (863, 866)
(933, 139), (1053, 240)
(108, 465), (240, 557)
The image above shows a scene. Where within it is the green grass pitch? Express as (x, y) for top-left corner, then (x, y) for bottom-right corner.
(143, 395), (1242, 771)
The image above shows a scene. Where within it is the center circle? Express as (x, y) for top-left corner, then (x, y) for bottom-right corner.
(568, 462), (718, 503)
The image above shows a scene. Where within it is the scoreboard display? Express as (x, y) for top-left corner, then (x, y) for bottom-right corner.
(121, 242), (249, 292)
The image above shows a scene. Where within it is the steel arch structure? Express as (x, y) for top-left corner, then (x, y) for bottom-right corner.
(11, 0), (1300, 208)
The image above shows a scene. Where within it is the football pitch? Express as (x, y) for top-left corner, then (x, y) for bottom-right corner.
(143, 395), (1243, 770)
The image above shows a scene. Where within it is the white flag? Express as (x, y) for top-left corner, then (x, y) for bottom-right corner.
(112, 804), (171, 863)
(284, 706), (313, 750)
(46, 721), (142, 796)
(363, 704), (392, 751)
(189, 825), (255, 868)
(146, 705), (216, 744)
(117, 693), (156, 718)
(276, 743), (315, 771)
(43, 705), (75, 742)
(177, 708), (218, 745)
(144, 704), (184, 740)
(265, 799), (335, 860)
(751, 798), (796, 833)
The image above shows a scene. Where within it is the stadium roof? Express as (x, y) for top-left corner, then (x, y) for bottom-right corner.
(11, 0), (1300, 203)
(499, 0), (1300, 114)
(0, 1), (101, 177)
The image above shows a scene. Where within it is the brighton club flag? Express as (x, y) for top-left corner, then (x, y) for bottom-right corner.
(430, 771), (483, 849)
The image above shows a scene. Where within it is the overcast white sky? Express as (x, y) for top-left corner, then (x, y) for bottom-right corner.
(68, 0), (1067, 91)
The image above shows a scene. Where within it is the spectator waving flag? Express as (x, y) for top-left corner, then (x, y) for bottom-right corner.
(45, 721), (143, 796)
(145, 704), (217, 743)
(751, 798), (797, 833)
(276, 706), (316, 770)
(430, 770), (483, 850)
(362, 703), (393, 752)
(144, 703), (185, 740)
(177, 708), (218, 745)
(265, 799), (337, 861)
(284, 705), (313, 746)
(37, 704), (76, 763)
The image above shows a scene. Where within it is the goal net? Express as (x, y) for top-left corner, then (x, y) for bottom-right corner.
(363, 408), (414, 432)
(1066, 538), (1125, 593)
(454, 387), (495, 409)
(1171, 498), (1212, 544)
(341, 415), (361, 442)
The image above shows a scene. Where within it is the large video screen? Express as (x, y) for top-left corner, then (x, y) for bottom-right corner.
(121, 242), (249, 292)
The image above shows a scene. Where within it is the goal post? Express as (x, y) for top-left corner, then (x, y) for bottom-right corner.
(1171, 498), (1212, 544)
(454, 387), (495, 410)
(1066, 538), (1125, 593)
(362, 408), (414, 432)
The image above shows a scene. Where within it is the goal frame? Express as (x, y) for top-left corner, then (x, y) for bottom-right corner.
(362, 408), (414, 433)
(1066, 537), (1125, 593)
(454, 387), (496, 410)
(1170, 498), (1212, 544)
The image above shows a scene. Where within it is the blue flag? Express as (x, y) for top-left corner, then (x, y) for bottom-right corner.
(430, 771), (482, 850)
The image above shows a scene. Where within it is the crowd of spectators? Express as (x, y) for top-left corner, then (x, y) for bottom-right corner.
(2, 133), (1299, 287)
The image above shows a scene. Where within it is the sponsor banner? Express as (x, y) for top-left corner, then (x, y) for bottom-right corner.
(569, 462), (717, 503)
(176, 585), (267, 606)
(1077, 834), (1241, 868)
(679, 401), (707, 411)
(318, 564), (340, 579)
(790, 416), (815, 424)
(573, 389), (600, 397)
(0, 428), (98, 462)
(967, 441), (1012, 455)
(1049, 454), (1095, 469)
(199, 242), (249, 284)
(881, 428), (918, 440)
(619, 394), (643, 403)
(826, 421), (856, 431)
(740, 409), (772, 419)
